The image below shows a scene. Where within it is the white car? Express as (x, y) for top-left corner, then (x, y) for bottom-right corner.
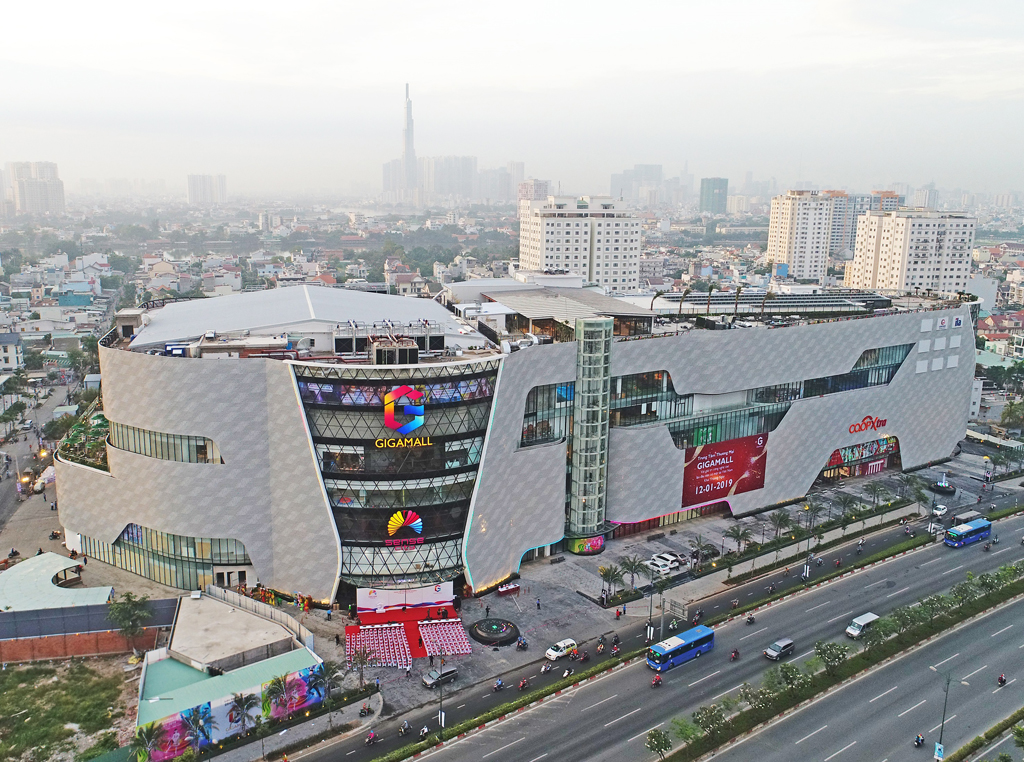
(644, 559), (674, 576)
(932, 505), (948, 517)
(651, 553), (685, 569)
(545, 638), (577, 661)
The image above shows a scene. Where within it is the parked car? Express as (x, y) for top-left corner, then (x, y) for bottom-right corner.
(932, 505), (948, 518)
(545, 638), (577, 660)
(644, 559), (674, 576)
(422, 665), (458, 688)
(763, 638), (795, 661)
(651, 552), (685, 569)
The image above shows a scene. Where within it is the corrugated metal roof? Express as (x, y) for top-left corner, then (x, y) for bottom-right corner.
(482, 287), (654, 322)
(130, 286), (474, 348)
(137, 648), (319, 725)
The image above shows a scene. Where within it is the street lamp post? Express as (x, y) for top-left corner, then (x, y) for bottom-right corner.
(437, 646), (446, 742)
(937, 672), (952, 747)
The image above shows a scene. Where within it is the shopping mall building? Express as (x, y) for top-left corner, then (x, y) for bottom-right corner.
(54, 285), (975, 603)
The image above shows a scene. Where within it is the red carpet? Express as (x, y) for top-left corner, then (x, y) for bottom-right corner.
(358, 604), (458, 626)
(404, 622), (428, 658)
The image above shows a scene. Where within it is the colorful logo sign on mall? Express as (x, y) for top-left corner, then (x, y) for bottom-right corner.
(848, 416), (887, 434)
(386, 510), (424, 548)
(384, 385), (425, 435)
(568, 536), (605, 555)
(682, 433), (768, 507)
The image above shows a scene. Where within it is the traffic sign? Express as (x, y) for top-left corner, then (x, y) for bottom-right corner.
(934, 741), (944, 760)
(439, 710), (446, 728)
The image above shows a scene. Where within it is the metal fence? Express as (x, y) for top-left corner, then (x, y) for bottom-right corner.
(0, 598), (178, 641)
(203, 586), (314, 652)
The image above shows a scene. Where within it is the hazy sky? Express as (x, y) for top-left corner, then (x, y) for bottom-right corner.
(4, 1), (1023, 197)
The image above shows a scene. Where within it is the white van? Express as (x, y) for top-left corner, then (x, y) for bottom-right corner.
(845, 612), (880, 639)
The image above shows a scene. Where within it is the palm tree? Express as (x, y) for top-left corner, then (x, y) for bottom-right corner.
(599, 564), (625, 598)
(804, 500), (825, 535)
(732, 285), (744, 317)
(676, 287), (692, 318)
(128, 723), (166, 762)
(182, 704), (216, 751)
(767, 510), (792, 540)
(834, 492), (860, 521)
(347, 644), (376, 689)
(758, 289), (777, 319)
(723, 525), (752, 553)
(688, 534), (710, 566)
(863, 482), (890, 507)
(229, 692), (260, 736)
(705, 283), (719, 315)
(650, 290), (666, 311)
(619, 555), (648, 589)
(896, 473), (919, 498)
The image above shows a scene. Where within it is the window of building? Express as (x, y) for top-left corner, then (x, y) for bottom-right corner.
(108, 422), (223, 464)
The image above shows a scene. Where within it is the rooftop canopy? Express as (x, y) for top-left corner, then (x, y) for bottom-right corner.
(0, 552), (112, 611)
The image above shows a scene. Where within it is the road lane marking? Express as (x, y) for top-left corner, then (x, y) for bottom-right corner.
(710, 684), (744, 702)
(346, 752), (356, 756)
(886, 586), (911, 598)
(994, 678), (1017, 694)
(482, 737), (525, 758)
(604, 707), (643, 727)
(929, 715), (956, 733)
(806, 600), (832, 612)
(581, 694), (618, 712)
(919, 557), (942, 566)
(863, 579), (889, 589)
(628, 723), (664, 742)
(827, 610), (854, 624)
(869, 686), (898, 703)
(740, 626), (768, 640)
(942, 565), (965, 576)
(795, 650), (815, 661)
(961, 665), (989, 681)
(897, 699), (927, 717)
(688, 670), (720, 687)
(823, 741), (857, 761)
(527, 756), (548, 762)
(931, 653), (960, 670)
(795, 725), (827, 745)
(992, 547), (1012, 555)
(457, 704), (466, 708)
(992, 625), (1014, 637)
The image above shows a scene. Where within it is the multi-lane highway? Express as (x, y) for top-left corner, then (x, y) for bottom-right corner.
(713, 598), (1024, 762)
(310, 509), (1024, 762)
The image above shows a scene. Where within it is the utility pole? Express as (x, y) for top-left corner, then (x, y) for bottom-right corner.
(437, 646), (446, 742)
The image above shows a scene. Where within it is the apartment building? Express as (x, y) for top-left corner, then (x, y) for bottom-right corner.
(5, 161), (65, 216)
(824, 190), (902, 255)
(518, 195), (642, 292)
(186, 174), (228, 206)
(766, 190), (833, 281)
(844, 209), (976, 292)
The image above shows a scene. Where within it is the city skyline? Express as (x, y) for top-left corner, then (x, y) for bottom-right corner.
(2, 2), (1023, 197)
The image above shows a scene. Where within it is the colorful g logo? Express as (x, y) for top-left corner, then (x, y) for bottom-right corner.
(387, 510), (423, 536)
(384, 385), (424, 434)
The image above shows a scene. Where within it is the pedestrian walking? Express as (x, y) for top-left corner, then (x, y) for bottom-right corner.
(406, 666), (411, 678)
(429, 654), (434, 666)
(375, 677), (380, 690)
(536, 597), (541, 610)
(335, 633), (340, 646)
(82, 555), (87, 565)
(485, 605), (490, 618)
(418, 636), (423, 649)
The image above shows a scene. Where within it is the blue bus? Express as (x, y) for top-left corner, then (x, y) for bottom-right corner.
(646, 625), (715, 671)
(944, 518), (992, 548)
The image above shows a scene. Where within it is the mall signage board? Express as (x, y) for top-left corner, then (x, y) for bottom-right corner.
(682, 433), (768, 507)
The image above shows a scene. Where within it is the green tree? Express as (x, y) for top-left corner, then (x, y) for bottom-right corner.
(252, 715), (271, 760)
(619, 555), (648, 589)
(778, 662), (811, 692)
(347, 643), (376, 688)
(834, 493), (860, 522)
(645, 728), (673, 760)
(128, 723), (166, 762)
(671, 716), (702, 743)
(758, 289), (777, 318)
(107, 591), (152, 651)
(950, 578), (980, 609)
(739, 681), (777, 711)
(692, 704), (727, 738)
(228, 692), (260, 735)
(767, 510), (792, 540)
(863, 481), (890, 507)
(861, 616), (897, 655)
(599, 564), (625, 598)
(890, 606), (923, 636)
(1012, 724), (1024, 757)
(732, 285), (744, 317)
(704, 282), (719, 315)
(42, 414), (76, 441)
(723, 525), (752, 553)
(813, 640), (850, 677)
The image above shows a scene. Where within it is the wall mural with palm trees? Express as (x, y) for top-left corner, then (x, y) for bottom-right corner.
(135, 663), (328, 760)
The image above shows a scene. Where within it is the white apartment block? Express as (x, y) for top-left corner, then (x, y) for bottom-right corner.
(823, 190), (902, 256)
(766, 190), (833, 281)
(844, 209), (976, 293)
(518, 195), (642, 292)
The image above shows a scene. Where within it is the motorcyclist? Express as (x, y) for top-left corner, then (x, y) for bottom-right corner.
(731, 648), (739, 660)
(999, 673), (1007, 686)
(400, 720), (411, 735)
(914, 734), (924, 747)
(611, 644), (620, 657)
(652, 674), (662, 686)
(493, 678), (503, 690)
(746, 614), (755, 624)
(420, 726), (430, 739)
(519, 677), (528, 690)
(365, 731), (377, 745)
(612, 634), (620, 646)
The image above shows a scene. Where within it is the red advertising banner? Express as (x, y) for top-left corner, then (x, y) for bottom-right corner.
(682, 433), (768, 507)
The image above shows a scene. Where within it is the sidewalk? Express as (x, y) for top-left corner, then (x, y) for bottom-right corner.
(215, 690), (383, 762)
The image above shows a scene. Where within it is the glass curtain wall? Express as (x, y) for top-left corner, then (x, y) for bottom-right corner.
(108, 422), (223, 464)
(567, 318), (612, 538)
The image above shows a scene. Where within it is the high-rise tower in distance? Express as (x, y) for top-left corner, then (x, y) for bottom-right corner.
(402, 84), (417, 193)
